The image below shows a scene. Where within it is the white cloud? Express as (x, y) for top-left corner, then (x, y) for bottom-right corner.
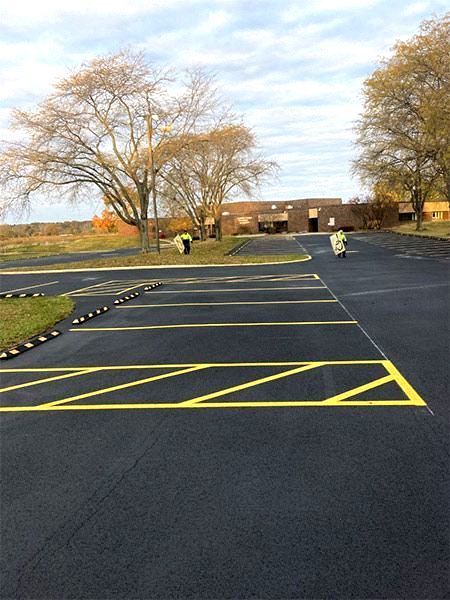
(402, 1), (430, 16)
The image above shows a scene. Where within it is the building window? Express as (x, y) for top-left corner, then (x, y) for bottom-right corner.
(432, 211), (443, 220)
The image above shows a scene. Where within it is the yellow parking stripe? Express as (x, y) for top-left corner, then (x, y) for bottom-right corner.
(0, 400), (420, 412)
(39, 365), (209, 407)
(321, 375), (395, 404)
(382, 360), (427, 406)
(0, 368), (101, 394)
(145, 286), (326, 294)
(117, 300), (338, 308)
(181, 363), (323, 406)
(70, 320), (357, 332)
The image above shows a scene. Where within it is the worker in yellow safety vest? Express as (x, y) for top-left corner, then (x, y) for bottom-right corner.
(180, 230), (193, 255)
(337, 229), (347, 258)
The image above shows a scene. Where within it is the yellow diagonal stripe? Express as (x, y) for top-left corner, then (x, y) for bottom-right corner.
(321, 375), (395, 404)
(39, 365), (209, 407)
(382, 360), (426, 406)
(181, 363), (323, 406)
(0, 368), (101, 394)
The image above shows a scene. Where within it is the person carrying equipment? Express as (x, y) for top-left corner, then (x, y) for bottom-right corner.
(337, 229), (347, 258)
(180, 230), (193, 255)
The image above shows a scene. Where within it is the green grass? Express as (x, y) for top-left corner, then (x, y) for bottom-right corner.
(0, 296), (74, 350)
(0, 233), (141, 262)
(1, 238), (308, 271)
(388, 220), (450, 238)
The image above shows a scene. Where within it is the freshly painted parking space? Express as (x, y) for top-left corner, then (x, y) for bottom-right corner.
(0, 270), (427, 412)
(0, 237), (448, 599)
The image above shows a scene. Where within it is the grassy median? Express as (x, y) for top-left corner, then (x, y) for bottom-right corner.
(1, 237), (308, 271)
(0, 296), (74, 350)
(389, 221), (450, 238)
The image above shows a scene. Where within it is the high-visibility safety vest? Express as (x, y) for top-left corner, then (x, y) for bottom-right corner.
(337, 230), (347, 243)
(180, 232), (192, 241)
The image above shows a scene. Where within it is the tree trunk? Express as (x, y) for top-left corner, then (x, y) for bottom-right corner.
(215, 216), (222, 241)
(199, 217), (207, 241)
(138, 218), (150, 253)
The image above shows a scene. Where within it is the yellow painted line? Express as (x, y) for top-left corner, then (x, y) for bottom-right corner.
(64, 280), (115, 295)
(144, 286), (326, 294)
(382, 360), (427, 406)
(117, 300), (338, 308)
(0, 368), (101, 394)
(181, 363), (323, 406)
(1, 280), (59, 294)
(39, 365), (209, 407)
(70, 320), (357, 332)
(0, 360), (389, 373)
(116, 283), (148, 294)
(322, 375), (395, 404)
(0, 400), (420, 412)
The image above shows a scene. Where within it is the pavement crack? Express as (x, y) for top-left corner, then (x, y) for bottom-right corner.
(11, 415), (169, 598)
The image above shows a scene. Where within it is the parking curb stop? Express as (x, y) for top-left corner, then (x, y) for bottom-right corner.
(144, 282), (163, 291)
(0, 292), (45, 298)
(114, 292), (140, 305)
(0, 330), (61, 360)
(72, 306), (109, 325)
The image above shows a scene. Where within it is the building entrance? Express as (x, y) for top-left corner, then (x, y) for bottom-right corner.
(308, 217), (318, 232)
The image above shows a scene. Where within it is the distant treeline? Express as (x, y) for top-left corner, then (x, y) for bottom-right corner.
(0, 221), (93, 239)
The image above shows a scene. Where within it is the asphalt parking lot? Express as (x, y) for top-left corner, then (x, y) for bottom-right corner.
(0, 233), (448, 599)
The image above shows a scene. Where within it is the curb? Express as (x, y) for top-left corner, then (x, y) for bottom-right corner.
(389, 230), (450, 242)
(144, 282), (163, 291)
(0, 330), (61, 360)
(114, 292), (140, 305)
(0, 292), (45, 298)
(0, 257), (312, 275)
(72, 306), (109, 325)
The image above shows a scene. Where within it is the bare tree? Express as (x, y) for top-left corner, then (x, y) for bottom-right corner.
(161, 124), (278, 241)
(0, 50), (218, 252)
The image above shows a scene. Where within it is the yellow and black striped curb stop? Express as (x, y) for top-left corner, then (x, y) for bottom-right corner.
(72, 306), (109, 325)
(113, 292), (140, 305)
(144, 282), (163, 291)
(0, 292), (45, 298)
(0, 330), (61, 360)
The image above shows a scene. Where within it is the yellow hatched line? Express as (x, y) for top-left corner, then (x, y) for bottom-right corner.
(321, 375), (395, 404)
(39, 365), (209, 407)
(181, 363), (323, 406)
(382, 360), (426, 406)
(117, 300), (338, 308)
(70, 320), (357, 332)
(0, 368), (101, 394)
(116, 282), (148, 294)
(65, 280), (115, 295)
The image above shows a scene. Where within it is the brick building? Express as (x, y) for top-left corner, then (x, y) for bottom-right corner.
(220, 198), (398, 234)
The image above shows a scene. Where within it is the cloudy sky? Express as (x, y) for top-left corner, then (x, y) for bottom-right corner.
(0, 0), (447, 223)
